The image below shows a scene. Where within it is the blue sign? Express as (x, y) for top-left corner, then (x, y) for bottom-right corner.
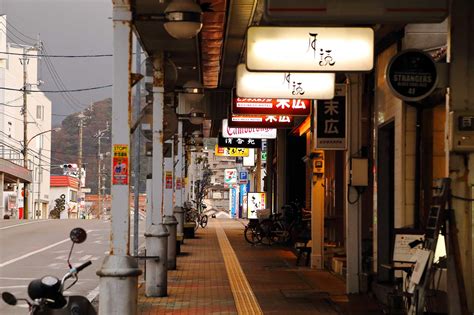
(239, 171), (248, 180)
(231, 188), (237, 217)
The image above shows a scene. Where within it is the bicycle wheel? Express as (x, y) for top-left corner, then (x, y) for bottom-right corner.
(244, 226), (261, 244)
(200, 214), (208, 228)
(259, 219), (274, 246)
(271, 221), (288, 244)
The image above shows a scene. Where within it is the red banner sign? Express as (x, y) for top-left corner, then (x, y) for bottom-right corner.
(228, 115), (294, 128)
(233, 98), (311, 116)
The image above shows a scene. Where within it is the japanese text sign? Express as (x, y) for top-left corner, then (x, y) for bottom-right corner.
(233, 98), (311, 116)
(315, 85), (347, 150)
(229, 114), (294, 129)
(236, 64), (335, 100)
(214, 145), (249, 157)
(112, 144), (129, 185)
(218, 133), (261, 149)
(222, 119), (277, 139)
(246, 27), (374, 72)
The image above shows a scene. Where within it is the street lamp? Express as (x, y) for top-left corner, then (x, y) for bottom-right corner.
(22, 127), (60, 219)
(163, 0), (203, 39)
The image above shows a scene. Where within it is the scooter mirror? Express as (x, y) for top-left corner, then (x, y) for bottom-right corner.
(2, 292), (17, 306)
(70, 228), (87, 244)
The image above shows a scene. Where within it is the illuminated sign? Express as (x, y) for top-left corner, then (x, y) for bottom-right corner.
(218, 133), (261, 149)
(222, 119), (277, 139)
(246, 27), (374, 72)
(233, 98), (311, 116)
(229, 114), (294, 128)
(247, 192), (266, 219)
(214, 145), (249, 157)
(224, 169), (238, 184)
(237, 64), (335, 99)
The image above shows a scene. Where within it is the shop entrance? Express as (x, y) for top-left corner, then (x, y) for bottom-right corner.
(377, 121), (395, 282)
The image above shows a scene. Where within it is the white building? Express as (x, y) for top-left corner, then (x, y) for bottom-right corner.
(0, 15), (52, 219)
(50, 175), (79, 219)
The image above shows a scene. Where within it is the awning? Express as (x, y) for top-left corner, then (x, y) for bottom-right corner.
(0, 158), (33, 183)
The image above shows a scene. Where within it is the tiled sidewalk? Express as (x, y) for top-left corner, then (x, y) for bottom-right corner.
(138, 218), (383, 315)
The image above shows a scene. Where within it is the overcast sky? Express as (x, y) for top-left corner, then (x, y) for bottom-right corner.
(1, 0), (113, 125)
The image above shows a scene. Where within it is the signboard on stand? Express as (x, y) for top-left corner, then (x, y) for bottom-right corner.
(247, 192), (266, 219)
(112, 144), (129, 185)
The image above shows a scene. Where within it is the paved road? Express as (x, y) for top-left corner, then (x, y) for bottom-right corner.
(0, 219), (143, 314)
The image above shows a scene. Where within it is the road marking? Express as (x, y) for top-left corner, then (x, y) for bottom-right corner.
(79, 255), (93, 261)
(0, 229), (93, 268)
(0, 285), (28, 289)
(215, 221), (263, 315)
(0, 220), (50, 231)
(86, 285), (100, 302)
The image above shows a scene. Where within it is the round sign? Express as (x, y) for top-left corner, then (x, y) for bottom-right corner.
(386, 49), (438, 102)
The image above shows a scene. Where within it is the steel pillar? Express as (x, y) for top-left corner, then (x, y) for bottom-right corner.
(163, 215), (178, 269)
(97, 4), (141, 315)
(173, 206), (184, 242)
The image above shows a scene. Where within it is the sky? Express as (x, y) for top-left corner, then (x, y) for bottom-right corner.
(1, 0), (113, 125)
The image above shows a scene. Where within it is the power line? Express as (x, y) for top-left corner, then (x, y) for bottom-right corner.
(0, 85), (112, 93)
(3, 19), (37, 42)
(0, 51), (112, 58)
(0, 102), (23, 108)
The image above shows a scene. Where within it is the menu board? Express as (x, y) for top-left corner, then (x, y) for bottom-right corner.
(393, 234), (424, 262)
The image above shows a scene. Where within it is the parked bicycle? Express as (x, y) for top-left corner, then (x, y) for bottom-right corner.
(184, 200), (208, 231)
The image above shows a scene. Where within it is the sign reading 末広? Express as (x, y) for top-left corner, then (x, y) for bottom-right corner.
(236, 64), (335, 100)
(232, 98), (311, 116)
(246, 27), (374, 72)
(315, 85), (347, 150)
(228, 114), (294, 129)
(222, 119), (277, 139)
(386, 49), (438, 102)
(218, 133), (261, 149)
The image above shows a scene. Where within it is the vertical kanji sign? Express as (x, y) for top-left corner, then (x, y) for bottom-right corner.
(315, 86), (346, 150)
(113, 144), (129, 185)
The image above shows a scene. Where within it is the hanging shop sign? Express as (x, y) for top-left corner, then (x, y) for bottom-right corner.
(112, 144), (129, 185)
(315, 86), (347, 150)
(222, 119), (277, 139)
(236, 64), (335, 99)
(232, 97), (311, 116)
(224, 169), (238, 185)
(246, 27), (374, 72)
(215, 145), (249, 157)
(264, 0), (448, 24)
(218, 133), (262, 149)
(228, 114), (294, 129)
(386, 49), (438, 102)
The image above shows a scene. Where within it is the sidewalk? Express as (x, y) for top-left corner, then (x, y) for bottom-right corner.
(138, 218), (383, 315)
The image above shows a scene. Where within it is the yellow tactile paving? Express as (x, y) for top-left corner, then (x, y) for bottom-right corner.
(215, 221), (263, 315)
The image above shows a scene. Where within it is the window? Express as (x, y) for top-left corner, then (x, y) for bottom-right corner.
(36, 105), (44, 120)
(70, 190), (77, 202)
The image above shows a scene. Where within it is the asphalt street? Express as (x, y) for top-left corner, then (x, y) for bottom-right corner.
(0, 219), (143, 314)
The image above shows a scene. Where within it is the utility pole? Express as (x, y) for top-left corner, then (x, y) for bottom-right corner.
(132, 40), (141, 256)
(21, 47), (29, 220)
(95, 123), (109, 218)
(78, 112), (85, 219)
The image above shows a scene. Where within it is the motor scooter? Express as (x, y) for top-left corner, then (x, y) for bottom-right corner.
(1, 227), (97, 314)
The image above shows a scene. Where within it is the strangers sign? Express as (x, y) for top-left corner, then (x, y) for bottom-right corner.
(315, 86), (347, 150)
(233, 98), (310, 116)
(222, 119), (277, 139)
(386, 49), (438, 102)
(228, 114), (294, 128)
(218, 133), (261, 149)
(246, 27), (374, 72)
(236, 64), (335, 100)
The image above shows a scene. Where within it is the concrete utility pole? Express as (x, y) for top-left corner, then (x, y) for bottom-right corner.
(95, 124), (109, 219)
(21, 47), (29, 219)
(97, 3), (141, 314)
(77, 112), (85, 219)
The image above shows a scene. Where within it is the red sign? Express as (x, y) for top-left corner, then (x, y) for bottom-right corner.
(176, 177), (182, 190)
(228, 115), (294, 128)
(112, 144), (129, 185)
(165, 171), (173, 189)
(233, 98), (311, 116)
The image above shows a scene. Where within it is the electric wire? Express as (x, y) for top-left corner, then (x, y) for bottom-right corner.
(4, 19), (37, 42)
(0, 51), (112, 58)
(0, 85), (112, 93)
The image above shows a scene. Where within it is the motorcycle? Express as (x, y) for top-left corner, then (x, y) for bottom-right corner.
(1, 227), (97, 314)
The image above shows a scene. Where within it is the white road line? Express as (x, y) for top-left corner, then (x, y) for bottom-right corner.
(0, 220), (50, 230)
(0, 229), (93, 268)
(79, 255), (93, 261)
(86, 285), (100, 302)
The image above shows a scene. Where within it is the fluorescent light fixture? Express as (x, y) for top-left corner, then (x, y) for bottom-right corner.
(246, 26), (374, 72)
(236, 64), (335, 99)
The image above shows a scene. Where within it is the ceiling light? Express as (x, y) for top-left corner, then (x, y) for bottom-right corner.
(188, 110), (205, 125)
(164, 0), (203, 40)
(183, 80), (204, 102)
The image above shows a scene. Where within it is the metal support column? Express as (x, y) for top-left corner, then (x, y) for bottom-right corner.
(345, 76), (362, 294)
(174, 120), (184, 241)
(97, 3), (141, 315)
(144, 53), (169, 297)
(163, 144), (178, 269)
